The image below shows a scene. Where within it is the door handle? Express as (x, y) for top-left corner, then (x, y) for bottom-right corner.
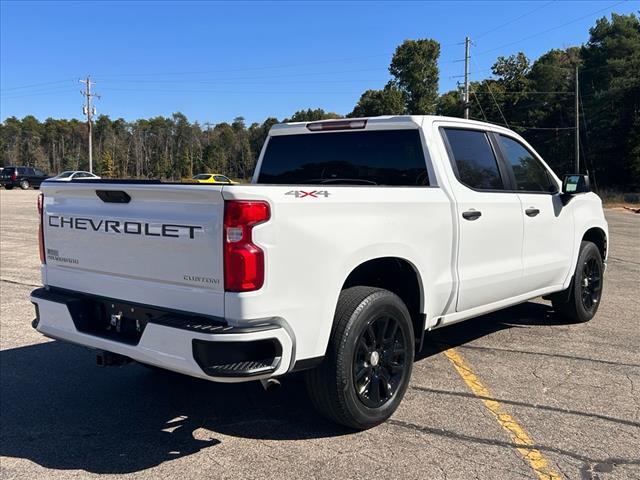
(525, 208), (540, 217)
(462, 209), (482, 221)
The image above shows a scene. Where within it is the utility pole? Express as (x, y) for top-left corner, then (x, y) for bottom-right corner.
(463, 36), (471, 119)
(80, 77), (100, 173)
(574, 65), (580, 173)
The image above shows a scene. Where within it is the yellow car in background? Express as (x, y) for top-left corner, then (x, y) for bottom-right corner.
(192, 173), (237, 184)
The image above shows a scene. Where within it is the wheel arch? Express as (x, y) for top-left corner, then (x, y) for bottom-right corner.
(339, 256), (426, 350)
(582, 226), (607, 260)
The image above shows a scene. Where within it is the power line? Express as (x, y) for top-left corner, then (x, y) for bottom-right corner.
(471, 91), (488, 122)
(475, 0), (627, 56)
(486, 120), (577, 130)
(471, 91), (575, 95)
(98, 67), (387, 85)
(472, 56), (510, 128)
(474, 0), (557, 40)
(1, 87), (78, 99)
(0, 78), (76, 92)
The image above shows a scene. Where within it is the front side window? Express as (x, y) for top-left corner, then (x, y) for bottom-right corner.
(258, 129), (429, 186)
(214, 175), (230, 182)
(442, 128), (504, 190)
(498, 135), (556, 192)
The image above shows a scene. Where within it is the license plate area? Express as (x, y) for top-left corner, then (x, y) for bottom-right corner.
(67, 298), (164, 345)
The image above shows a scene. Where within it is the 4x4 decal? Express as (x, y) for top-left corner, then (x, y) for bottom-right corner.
(285, 190), (330, 198)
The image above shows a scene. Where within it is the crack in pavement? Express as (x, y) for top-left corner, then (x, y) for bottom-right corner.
(456, 344), (640, 369)
(0, 277), (41, 288)
(388, 419), (640, 472)
(409, 385), (640, 429)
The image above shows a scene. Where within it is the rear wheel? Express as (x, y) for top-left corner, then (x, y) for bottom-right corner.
(305, 286), (414, 430)
(4, 185), (14, 190)
(19, 180), (30, 190)
(552, 241), (604, 323)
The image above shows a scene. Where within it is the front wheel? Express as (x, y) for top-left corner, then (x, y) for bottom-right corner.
(552, 241), (604, 323)
(19, 180), (30, 190)
(305, 286), (414, 430)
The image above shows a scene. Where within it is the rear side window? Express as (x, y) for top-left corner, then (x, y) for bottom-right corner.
(17, 167), (27, 174)
(498, 135), (557, 192)
(442, 128), (504, 190)
(258, 129), (429, 186)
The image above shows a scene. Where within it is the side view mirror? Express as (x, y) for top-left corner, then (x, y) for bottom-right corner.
(562, 174), (590, 194)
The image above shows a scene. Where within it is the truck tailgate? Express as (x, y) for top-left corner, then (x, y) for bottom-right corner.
(40, 182), (225, 317)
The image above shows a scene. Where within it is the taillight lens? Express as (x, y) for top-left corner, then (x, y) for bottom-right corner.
(37, 193), (46, 264)
(224, 200), (270, 292)
(11, 172), (17, 181)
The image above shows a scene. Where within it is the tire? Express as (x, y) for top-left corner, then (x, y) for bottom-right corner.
(552, 241), (604, 323)
(4, 185), (13, 190)
(19, 180), (30, 190)
(305, 286), (415, 430)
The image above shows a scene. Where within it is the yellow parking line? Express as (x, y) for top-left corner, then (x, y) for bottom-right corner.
(443, 348), (562, 480)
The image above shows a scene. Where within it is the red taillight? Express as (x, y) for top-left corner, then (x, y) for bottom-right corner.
(11, 172), (17, 181)
(37, 193), (46, 264)
(224, 200), (270, 292)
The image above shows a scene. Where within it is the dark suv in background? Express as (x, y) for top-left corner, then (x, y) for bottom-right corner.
(0, 166), (50, 189)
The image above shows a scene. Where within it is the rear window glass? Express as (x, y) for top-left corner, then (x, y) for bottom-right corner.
(193, 174), (211, 180)
(442, 128), (504, 190)
(258, 130), (429, 186)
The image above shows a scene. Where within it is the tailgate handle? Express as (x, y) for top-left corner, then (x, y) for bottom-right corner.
(96, 190), (131, 203)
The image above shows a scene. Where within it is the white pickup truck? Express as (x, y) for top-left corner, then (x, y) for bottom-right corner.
(31, 116), (608, 429)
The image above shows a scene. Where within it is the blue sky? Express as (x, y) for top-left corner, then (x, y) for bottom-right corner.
(1, 1), (637, 124)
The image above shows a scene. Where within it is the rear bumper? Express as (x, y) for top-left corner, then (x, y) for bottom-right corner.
(30, 287), (294, 382)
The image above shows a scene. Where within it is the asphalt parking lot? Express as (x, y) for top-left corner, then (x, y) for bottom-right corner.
(1, 189), (638, 480)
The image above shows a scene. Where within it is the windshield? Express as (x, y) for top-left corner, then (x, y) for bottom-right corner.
(55, 171), (74, 178)
(257, 129), (429, 186)
(193, 174), (211, 180)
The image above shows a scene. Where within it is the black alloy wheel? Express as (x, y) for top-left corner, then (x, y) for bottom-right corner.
(353, 315), (407, 408)
(552, 241), (604, 323)
(580, 257), (602, 312)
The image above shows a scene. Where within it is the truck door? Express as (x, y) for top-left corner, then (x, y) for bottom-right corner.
(494, 134), (574, 290)
(440, 127), (525, 312)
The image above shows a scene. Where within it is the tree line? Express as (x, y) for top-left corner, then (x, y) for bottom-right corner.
(1, 13), (637, 189)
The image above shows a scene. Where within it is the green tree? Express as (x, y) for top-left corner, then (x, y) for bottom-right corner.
(389, 39), (440, 114)
(349, 84), (405, 117)
(436, 89), (463, 117)
(285, 108), (342, 122)
(581, 13), (640, 188)
(101, 150), (115, 178)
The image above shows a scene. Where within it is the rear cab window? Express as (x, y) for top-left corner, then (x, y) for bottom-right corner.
(257, 129), (429, 186)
